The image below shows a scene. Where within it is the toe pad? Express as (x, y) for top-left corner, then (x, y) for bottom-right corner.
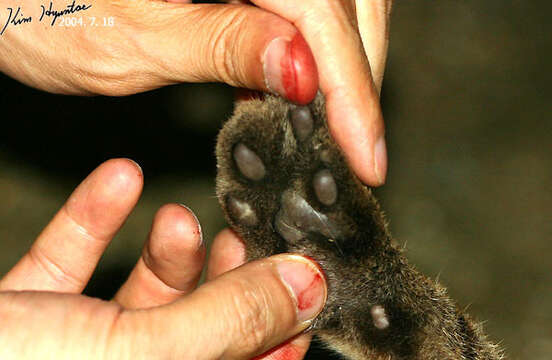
(233, 143), (266, 181)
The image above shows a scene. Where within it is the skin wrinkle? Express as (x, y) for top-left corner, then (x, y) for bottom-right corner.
(142, 221), (203, 292)
(138, 257), (186, 297)
(231, 10), (259, 88)
(224, 279), (273, 357)
(27, 244), (84, 289)
(183, 6), (241, 84)
(253, 1), (305, 24)
(64, 197), (114, 243)
(213, 9), (249, 88)
(63, 204), (102, 240)
(30, 209), (111, 289)
(63, 166), (138, 241)
(146, 237), (174, 268)
(81, 3), (171, 91)
(99, 303), (125, 360)
(203, 260), (301, 360)
(333, 0), (358, 29)
(243, 288), (272, 356)
(146, 230), (194, 268)
(65, 3), (147, 93)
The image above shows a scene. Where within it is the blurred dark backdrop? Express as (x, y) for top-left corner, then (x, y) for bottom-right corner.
(0, 1), (550, 359)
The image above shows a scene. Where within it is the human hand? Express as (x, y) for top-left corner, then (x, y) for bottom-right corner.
(0, 159), (327, 360)
(0, 0), (391, 186)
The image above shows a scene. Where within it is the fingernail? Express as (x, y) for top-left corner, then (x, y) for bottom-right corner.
(126, 158), (143, 176)
(263, 37), (290, 98)
(276, 255), (327, 324)
(178, 204), (203, 247)
(262, 33), (318, 105)
(374, 136), (388, 185)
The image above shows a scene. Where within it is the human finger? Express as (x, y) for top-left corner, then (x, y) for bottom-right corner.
(1, 2), (319, 105)
(206, 227), (246, 280)
(252, 334), (313, 360)
(356, 0), (393, 92)
(207, 230), (312, 360)
(248, 0), (387, 186)
(114, 203), (205, 309)
(117, 254), (327, 359)
(0, 159), (143, 292)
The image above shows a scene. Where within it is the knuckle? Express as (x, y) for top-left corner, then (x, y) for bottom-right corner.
(208, 9), (249, 87)
(28, 244), (83, 289)
(63, 18), (155, 96)
(74, 54), (150, 96)
(224, 279), (275, 356)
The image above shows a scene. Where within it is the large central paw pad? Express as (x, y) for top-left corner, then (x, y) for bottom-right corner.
(274, 187), (342, 243)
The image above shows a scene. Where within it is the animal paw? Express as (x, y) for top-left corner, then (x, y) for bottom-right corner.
(216, 94), (503, 360)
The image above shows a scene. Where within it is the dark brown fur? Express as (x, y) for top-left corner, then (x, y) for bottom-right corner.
(216, 94), (504, 360)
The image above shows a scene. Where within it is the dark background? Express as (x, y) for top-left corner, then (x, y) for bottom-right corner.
(1, 1), (550, 359)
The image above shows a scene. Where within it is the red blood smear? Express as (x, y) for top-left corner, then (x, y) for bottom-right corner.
(280, 33), (318, 105)
(297, 272), (323, 310)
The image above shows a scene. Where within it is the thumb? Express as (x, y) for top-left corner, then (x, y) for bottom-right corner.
(117, 2), (318, 104)
(117, 254), (327, 359)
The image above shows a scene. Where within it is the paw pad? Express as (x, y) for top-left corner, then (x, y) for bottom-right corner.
(371, 305), (390, 330)
(233, 143), (266, 181)
(275, 189), (342, 243)
(290, 106), (313, 141)
(313, 169), (337, 206)
(226, 195), (258, 226)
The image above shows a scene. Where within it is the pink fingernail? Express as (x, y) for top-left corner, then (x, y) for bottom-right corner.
(276, 255), (326, 323)
(374, 136), (387, 185)
(263, 37), (290, 98)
